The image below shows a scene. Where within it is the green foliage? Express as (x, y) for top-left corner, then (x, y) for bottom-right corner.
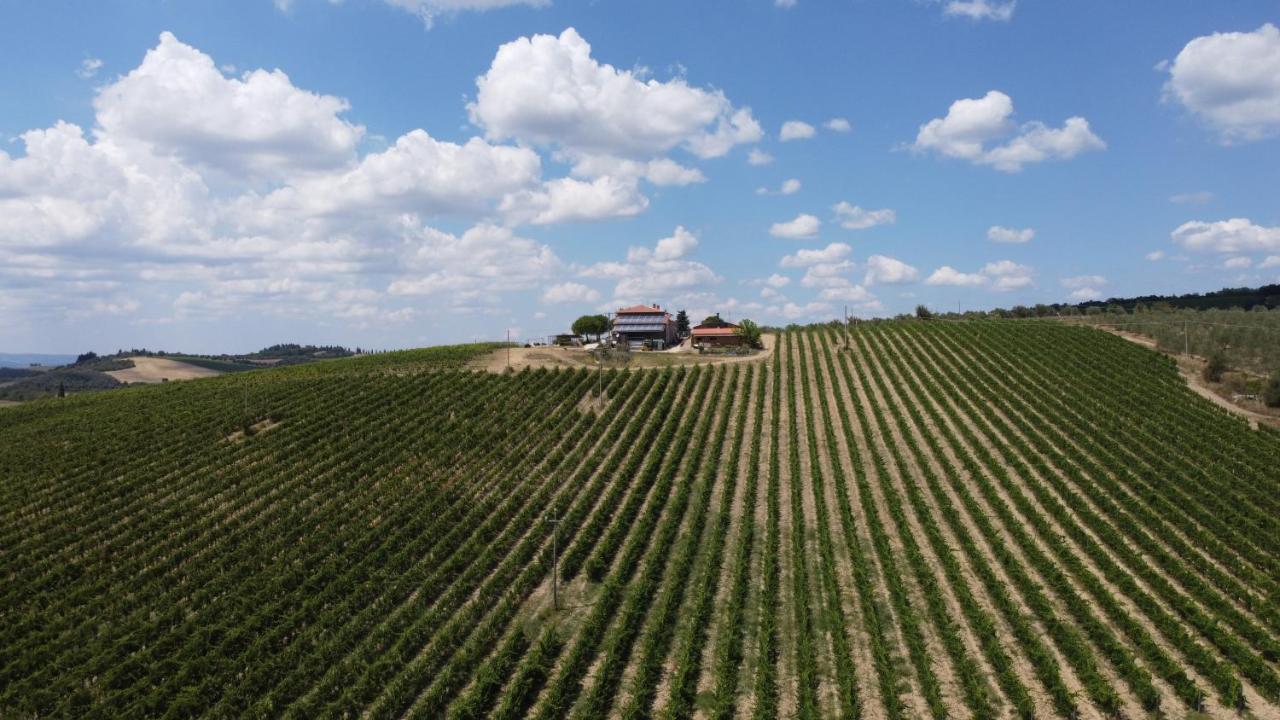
(915, 304), (933, 320)
(572, 314), (610, 340)
(735, 318), (763, 348)
(1264, 372), (1280, 408)
(675, 309), (690, 335)
(1203, 353), (1228, 383)
(3, 328), (1279, 719)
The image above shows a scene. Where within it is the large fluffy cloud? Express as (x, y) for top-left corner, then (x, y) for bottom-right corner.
(924, 266), (987, 287)
(388, 224), (560, 299)
(922, 259), (1034, 290)
(95, 32), (364, 181)
(542, 282), (601, 304)
(1163, 24), (1280, 143)
(468, 28), (761, 161)
(863, 255), (919, 285)
(579, 226), (720, 305)
(1, 31), (678, 331)
(264, 129), (542, 218)
(1171, 218), (1280, 253)
(912, 91), (1104, 172)
(500, 175), (648, 225)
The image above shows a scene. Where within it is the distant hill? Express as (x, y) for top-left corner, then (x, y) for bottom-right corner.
(0, 353), (77, 368)
(1077, 284), (1280, 312)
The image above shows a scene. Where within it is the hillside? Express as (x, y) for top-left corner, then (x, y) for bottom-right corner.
(2, 326), (1278, 719)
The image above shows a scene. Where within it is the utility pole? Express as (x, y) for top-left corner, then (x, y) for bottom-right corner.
(507, 328), (511, 370)
(544, 507), (561, 610)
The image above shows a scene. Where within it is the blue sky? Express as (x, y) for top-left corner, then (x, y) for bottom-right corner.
(1, 0), (1278, 353)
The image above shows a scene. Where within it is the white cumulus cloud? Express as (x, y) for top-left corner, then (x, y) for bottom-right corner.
(834, 202), (896, 230)
(580, 227), (720, 305)
(912, 90), (1104, 172)
(987, 225), (1035, 243)
(1162, 24), (1280, 143)
(982, 259), (1033, 290)
(770, 213), (821, 239)
(779, 242), (850, 268)
(95, 32), (365, 181)
(469, 28), (761, 161)
(747, 148), (774, 166)
(542, 282), (601, 304)
(1171, 218), (1280, 253)
(824, 117), (852, 132)
(864, 255), (919, 285)
(654, 225), (699, 260)
(779, 120), (816, 141)
(925, 266), (987, 287)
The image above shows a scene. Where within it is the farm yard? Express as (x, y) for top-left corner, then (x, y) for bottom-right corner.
(2, 322), (1279, 719)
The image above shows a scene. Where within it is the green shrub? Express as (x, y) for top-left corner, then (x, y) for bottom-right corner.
(1203, 353), (1227, 383)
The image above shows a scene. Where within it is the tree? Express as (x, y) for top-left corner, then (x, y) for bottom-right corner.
(571, 314), (610, 341)
(736, 319), (763, 348)
(675, 310), (690, 336)
(700, 314), (728, 328)
(75, 351), (98, 365)
(1203, 352), (1227, 383)
(1264, 372), (1280, 408)
(915, 305), (933, 320)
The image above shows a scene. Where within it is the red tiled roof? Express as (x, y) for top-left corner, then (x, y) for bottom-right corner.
(616, 304), (667, 315)
(692, 326), (741, 337)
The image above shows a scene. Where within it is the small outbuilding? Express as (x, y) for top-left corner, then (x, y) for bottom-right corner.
(691, 318), (747, 349)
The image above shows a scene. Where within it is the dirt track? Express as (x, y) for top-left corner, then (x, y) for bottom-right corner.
(1103, 328), (1277, 429)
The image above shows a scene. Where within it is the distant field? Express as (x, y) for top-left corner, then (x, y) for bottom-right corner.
(104, 356), (224, 384)
(1, 327), (1277, 719)
(1071, 307), (1280, 377)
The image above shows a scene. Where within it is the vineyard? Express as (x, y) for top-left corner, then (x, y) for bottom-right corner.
(2, 324), (1279, 719)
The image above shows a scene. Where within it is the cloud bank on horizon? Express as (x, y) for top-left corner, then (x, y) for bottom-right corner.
(2, 1), (1278, 352)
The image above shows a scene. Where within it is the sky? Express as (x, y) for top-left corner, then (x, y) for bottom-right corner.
(1, 0), (1278, 354)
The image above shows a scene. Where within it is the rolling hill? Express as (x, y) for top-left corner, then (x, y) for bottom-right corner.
(1, 325), (1277, 719)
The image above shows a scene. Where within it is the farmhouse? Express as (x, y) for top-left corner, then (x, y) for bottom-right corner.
(691, 316), (747, 349)
(612, 304), (678, 349)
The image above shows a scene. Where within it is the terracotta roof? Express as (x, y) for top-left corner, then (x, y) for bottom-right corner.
(616, 304), (667, 315)
(692, 326), (741, 337)
(692, 321), (738, 331)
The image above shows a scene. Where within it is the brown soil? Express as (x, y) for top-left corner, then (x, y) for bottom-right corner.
(842, 332), (1061, 719)
(106, 356), (222, 383)
(471, 335), (776, 374)
(906, 328), (1280, 719)
(224, 418), (282, 442)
